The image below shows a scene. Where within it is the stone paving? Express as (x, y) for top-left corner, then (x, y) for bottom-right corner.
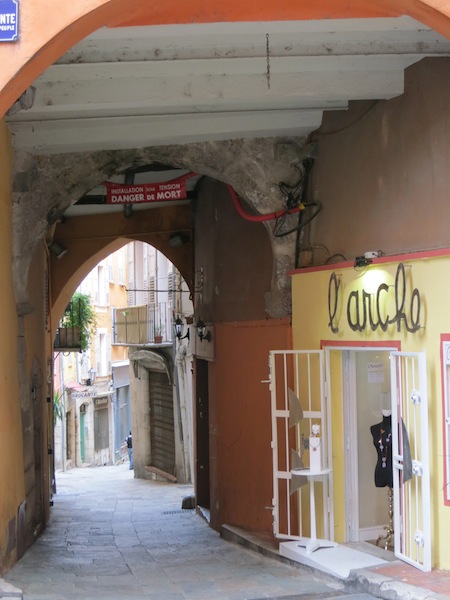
(2, 464), (377, 600)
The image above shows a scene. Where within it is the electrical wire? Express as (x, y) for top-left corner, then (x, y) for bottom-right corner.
(325, 253), (347, 264)
(226, 184), (305, 222)
(274, 201), (321, 238)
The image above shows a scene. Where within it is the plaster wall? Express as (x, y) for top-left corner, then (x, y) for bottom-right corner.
(207, 319), (292, 533)
(21, 246), (52, 544)
(108, 247), (129, 364)
(0, 121), (25, 574)
(310, 58), (450, 263)
(194, 178), (273, 323)
(192, 178), (291, 533)
(129, 361), (151, 480)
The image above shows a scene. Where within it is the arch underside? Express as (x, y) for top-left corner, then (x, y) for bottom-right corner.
(15, 139), (303, 322)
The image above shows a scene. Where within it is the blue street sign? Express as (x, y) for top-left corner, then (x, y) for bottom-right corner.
(0, 0), (18, 42)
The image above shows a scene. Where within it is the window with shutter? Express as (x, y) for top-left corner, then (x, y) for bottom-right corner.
(168, 271), (175, 306)
(149, 275), (156, 305)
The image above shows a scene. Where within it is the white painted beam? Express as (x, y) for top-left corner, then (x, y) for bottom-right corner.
(7, 16), (450, 154)
(56, 17), (450, 64)
(8, 109), (323, 153)
(39, 54), (427, 82)
(9, 65), (407, 122)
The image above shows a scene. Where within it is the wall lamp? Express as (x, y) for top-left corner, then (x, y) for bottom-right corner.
(196, 319), (211, 343)
(354, 250), (382, 268)
(48, 241), (68, 259)
(124, 204), (133, 218)
(173, 317), (190, 342)
(88, 368), (96, 385)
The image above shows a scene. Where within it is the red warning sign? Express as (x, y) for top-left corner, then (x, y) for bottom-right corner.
(105, 180), (187, 204)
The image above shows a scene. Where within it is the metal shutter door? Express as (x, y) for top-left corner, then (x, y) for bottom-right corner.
(149, 371), (175, 476)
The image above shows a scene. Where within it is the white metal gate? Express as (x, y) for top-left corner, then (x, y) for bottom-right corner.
(390, 351), (431, 571)
(269, 350), (333, 543)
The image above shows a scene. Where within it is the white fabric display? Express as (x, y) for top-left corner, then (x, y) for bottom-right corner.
(309, 435), (322, 471)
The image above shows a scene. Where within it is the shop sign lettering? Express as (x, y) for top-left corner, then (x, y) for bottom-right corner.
(71, 391), (95, 399)
(328, 263), (422, 334)
(0, 0), (18, 41)
(94, 397), (109, 407)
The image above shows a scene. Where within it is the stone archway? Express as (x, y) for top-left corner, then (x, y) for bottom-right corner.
(13, 137), (310, 318)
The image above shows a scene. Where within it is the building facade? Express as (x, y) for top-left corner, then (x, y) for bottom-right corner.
(3, 0), (450, 579)
(114, 240), (195, 484)
(53, 247), (130, 470)
(277, 252), (450, 572)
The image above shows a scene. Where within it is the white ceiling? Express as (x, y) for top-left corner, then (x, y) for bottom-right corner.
(6, 16), (450, 156)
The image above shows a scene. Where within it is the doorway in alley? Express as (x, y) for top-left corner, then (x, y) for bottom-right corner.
(340, 347), (431, 571)
(196, 359), (210, 510)
(149, 370), (175, 477)
(342, 349), (392, 545)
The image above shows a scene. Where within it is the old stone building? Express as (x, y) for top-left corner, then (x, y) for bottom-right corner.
(2, 0), (450, 577)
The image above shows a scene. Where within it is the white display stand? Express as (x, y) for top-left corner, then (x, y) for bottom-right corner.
(291, 467), (337, 553)
(309, 435), (322, 471)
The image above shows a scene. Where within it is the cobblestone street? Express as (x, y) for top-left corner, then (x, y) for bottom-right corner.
(2, 464), (379, 600)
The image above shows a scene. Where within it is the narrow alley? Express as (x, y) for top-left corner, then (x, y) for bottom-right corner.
(2, 465), (377, 600)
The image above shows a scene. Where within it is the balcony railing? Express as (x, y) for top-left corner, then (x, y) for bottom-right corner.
(54, 298), (83, 352)
(54, 326), (82, 351)
(113, 303), (174, 345)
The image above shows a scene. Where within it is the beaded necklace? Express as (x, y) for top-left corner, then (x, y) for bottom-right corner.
(378, 428), (392, 469)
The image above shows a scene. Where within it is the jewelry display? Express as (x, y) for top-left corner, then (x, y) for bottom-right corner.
(371, 413), (394, 549)
(376, 487), (394, 550)
(378, 430), (391, 469)
(309, 424), (322, 471)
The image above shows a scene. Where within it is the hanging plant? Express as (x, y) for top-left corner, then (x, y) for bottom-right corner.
(53, 390), (64, 425)
(60, 292), (97, 351)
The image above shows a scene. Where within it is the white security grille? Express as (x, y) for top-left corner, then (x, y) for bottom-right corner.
(390, 351), (431, 572)
(269, 350), (333, 543)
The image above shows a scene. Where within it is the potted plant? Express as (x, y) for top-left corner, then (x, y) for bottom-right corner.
(153, 325), (164, 343)
(57, 292), (97, 351)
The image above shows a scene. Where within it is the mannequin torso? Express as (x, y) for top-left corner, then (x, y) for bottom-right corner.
(370, 413), (393, 488)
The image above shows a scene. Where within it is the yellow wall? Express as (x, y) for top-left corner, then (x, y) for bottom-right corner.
(0, 120), (25, 573)
(292, 252), (450, 569)
(106, 247), (128, 363)
(25, 244), (52, 530)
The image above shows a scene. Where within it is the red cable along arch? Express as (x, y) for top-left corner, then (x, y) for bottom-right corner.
(226, 184), (304, 222)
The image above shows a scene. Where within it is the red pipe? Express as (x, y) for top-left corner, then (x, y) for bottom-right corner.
(104, 172), (304, 223)
(226, 184), (304, 222)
